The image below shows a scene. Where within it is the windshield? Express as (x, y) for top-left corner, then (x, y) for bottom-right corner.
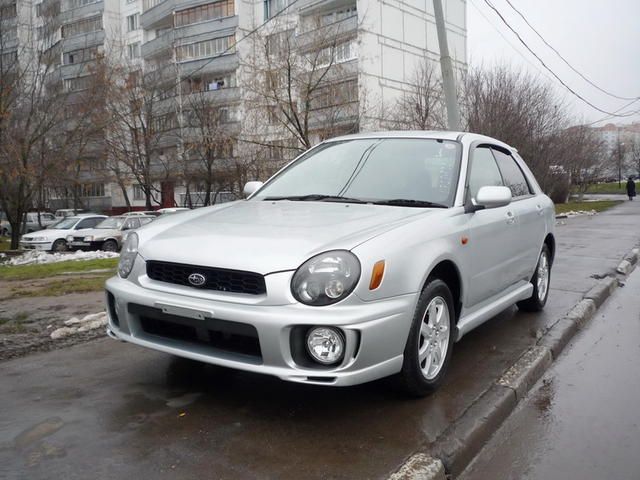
(253, 138), (462, 206)
(49, 217), (79, 230)
(96, 217), (125, 229)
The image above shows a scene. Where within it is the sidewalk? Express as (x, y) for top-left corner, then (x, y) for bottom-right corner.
(459, 264), (640, 480)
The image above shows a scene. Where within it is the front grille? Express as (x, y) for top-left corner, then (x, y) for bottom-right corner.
(129, 304), (262, 362)
(146, 261), (266, 295)
(73, 236), (85, 242)
(23, 237), (33, 241)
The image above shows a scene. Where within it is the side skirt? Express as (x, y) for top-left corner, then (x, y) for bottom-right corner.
(455, 282), (534, 341)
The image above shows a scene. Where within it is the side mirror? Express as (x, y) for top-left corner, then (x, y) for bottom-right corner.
(475, 186), (512, 209)
(243, 181), (263, 198)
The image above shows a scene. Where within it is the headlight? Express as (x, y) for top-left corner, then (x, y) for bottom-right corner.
(84, 236), (94, 242)
(32, 236), (46, 241)
(306, 327), (345, 365)
(118, 232), (138, 278)
(66, 235), (74, 242)
(291, 250), (360, 306)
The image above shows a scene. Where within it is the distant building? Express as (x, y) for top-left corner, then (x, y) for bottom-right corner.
(2, 0), (468, 211)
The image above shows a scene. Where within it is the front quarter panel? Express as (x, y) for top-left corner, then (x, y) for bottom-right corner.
(351, 208), (469, 304)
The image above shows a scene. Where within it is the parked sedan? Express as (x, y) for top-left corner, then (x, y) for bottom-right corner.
(105, 131), (555, 396)
(69, 215), (154, 252)
(20, 214), (106, 252)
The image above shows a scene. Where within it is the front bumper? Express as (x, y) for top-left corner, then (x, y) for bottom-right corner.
(19, 241), (52, 251)
(105, 275), (416, 386)
(69, 240), (104, 250)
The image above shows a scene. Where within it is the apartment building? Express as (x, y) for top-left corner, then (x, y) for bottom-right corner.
(3, 0), (467, 211)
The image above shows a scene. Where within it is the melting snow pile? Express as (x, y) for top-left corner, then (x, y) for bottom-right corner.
(7, 249), (119, 266)
(50, 312), (108, 340)
(561, 210), (597, 218)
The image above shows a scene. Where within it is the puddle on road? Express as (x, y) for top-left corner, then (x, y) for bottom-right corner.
(13, 417), (65, 450)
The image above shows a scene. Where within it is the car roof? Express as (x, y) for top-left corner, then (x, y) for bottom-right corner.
(326, 131), (516, 152)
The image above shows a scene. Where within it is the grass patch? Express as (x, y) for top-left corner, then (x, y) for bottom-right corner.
(555, 200), (623, 214)
(0, 240), (10, 251)
(573, 181), (638, 195)
(0, 312), (31, 333)
(8, 274), (113, 299)
(0, 258), (118, 281)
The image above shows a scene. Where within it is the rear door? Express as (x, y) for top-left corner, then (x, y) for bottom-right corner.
(491, 148), (544, 281)
(463, 145), (523, 307)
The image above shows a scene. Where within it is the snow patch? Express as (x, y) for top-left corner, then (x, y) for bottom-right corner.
(563, 209), (597, 218)
(7, 250), (119, 266)
(50, 312), (108, 339)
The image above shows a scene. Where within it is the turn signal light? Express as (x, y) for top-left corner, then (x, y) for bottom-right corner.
(369, 260), (386, 290)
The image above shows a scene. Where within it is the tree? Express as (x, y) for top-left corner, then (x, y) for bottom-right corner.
(241, 19), (361, 172)
(183, 90), (236, 206)
(613, 138), (628, 187)
(461, 65), (571, 197)
(95, 59), (178, 209)
(390, 58), (445, 130)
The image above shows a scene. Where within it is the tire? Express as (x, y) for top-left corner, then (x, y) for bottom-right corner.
(396, 279), (455, 397)
(517, 244), (551, 312)
(51, 239), (67, 253)
(102, 239), (118, 252)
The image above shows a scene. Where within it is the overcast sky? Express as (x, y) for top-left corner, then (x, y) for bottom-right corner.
(466, 0), (640, 126)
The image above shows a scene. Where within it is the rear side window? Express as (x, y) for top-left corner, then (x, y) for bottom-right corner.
(140, 217), (153, 226)
(492, 149), (532, 198)
(468, 147), (504, 201)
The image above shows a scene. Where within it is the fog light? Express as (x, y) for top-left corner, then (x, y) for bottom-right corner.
(306, 327), (345, 365)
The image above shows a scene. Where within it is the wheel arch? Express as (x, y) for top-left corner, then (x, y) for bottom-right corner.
(423, 259), (463, 323)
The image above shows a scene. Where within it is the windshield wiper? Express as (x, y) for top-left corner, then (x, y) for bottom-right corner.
(263, 194), (367, 204)
(372, 199), (449, 208)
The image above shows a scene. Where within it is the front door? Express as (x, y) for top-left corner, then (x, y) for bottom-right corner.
(161, 181), (175, 208)
(463, 145), (523, 308)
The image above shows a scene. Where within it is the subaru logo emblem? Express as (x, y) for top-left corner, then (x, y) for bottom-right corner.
(188, 273), (206, 287)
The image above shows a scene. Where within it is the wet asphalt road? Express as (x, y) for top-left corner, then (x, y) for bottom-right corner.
(460, 265), (640, 480)
(1, 201), (639, 480)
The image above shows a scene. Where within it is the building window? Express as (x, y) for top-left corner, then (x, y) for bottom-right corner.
(143, 0), (164, 11)
(175, 35), (235, 61)
(174, 0), (234, 28)
(133, 184), (145, 200)
(181, 72), (236, 94)
(78, 183), (105, 197)
(0, 3), (17, 19)
(1, 26), (17, 42)
(63, 75), (94, 92)
(62, 15), (102, 38)
(63, 46), (99, 65)
(310, 78), (358, 110)
(127, 42), (140, 58)
(126, 13), (139, 32)
(66, 0), (99, 10)
(266, 29), (294, 56)
(316, 39), (357, 67)
(266, 0), (289, 19)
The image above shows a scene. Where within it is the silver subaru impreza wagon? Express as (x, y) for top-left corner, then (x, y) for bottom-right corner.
(105, 131), (555, 395)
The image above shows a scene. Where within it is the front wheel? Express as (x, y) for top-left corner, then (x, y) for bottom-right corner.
(51, 239), (67, 253)
(396, 279), (455, 397)
(517, 244), (551, 312)
(102, 240), (118, 252)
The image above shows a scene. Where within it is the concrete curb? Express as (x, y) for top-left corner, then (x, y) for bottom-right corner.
(388, 246), (639, 480)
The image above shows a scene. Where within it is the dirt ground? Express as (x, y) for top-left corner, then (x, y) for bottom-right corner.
(0, 277), (106, 362)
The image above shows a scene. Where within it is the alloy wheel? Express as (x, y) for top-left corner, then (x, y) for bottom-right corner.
(418, 296), (450, 380)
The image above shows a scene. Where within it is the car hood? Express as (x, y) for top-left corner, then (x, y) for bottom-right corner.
(139, 201), (438, 274)
(23, 228), (70, 239)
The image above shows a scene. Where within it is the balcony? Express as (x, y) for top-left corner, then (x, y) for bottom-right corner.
(141, 0), (173, 30)
(61, 30), (105, 52)
(141, 31), (173, 59)
(58, 0), (104, 24)
(296, 14), (357, 51)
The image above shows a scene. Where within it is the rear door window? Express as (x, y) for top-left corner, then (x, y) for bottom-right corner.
(492, 149), (532, 198)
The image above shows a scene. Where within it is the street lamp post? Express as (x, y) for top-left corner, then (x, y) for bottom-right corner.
(618, 142), (625, 188)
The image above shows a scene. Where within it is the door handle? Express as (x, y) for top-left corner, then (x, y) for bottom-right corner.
(506, 211), (516, 225)
(536, 204), (544, 216)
